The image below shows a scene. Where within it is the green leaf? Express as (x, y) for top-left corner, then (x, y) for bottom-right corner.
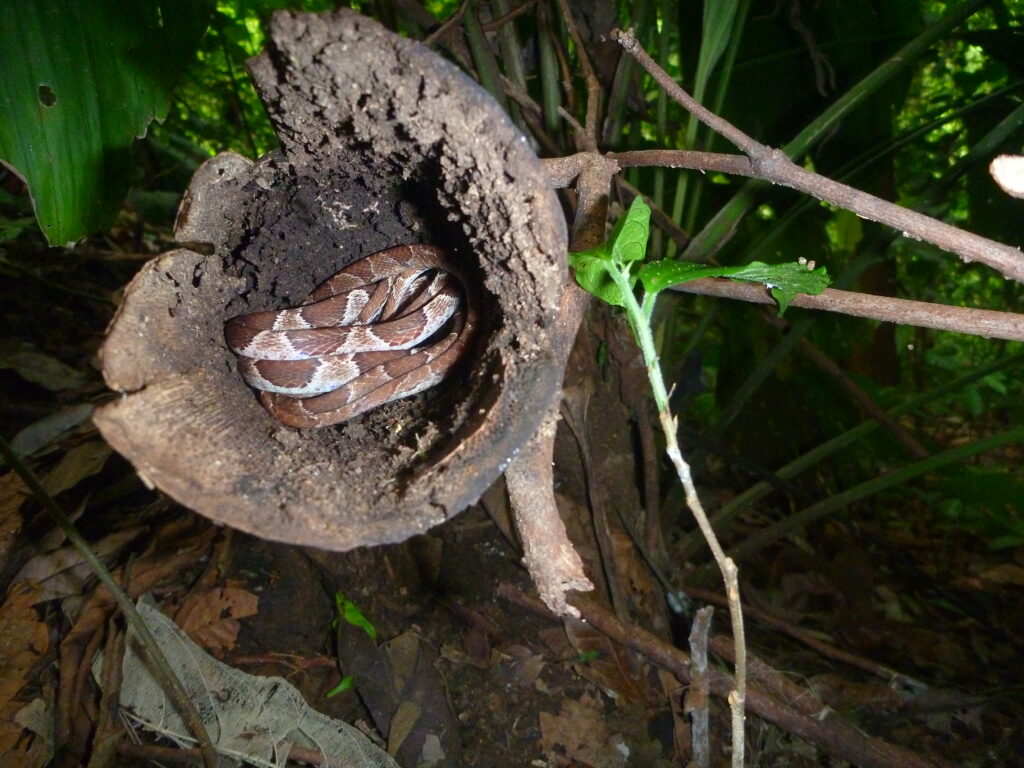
(611, 197), (651, 264)
(638, 259), (830, 313)
(728, 261), (831, 313)
(567, 246), (628, 307)
(0, 0), (211, 245)
(333, 592), (377, 641)
(0, 216), (38, 244)
(695, 0), (744, 105)
(571, 195), (829, 315)
(325, 675), (355, 698)
(568, 197), (653, 307)
(638, 261), (736, 293)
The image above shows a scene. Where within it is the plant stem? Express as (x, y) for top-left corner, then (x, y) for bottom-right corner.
(607, 266), (747, 766)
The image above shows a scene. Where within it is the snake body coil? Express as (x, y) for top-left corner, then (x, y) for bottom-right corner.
(225, 244), (474, 428)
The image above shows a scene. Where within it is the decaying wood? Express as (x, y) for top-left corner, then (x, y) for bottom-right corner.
(95, 9), (567, 551)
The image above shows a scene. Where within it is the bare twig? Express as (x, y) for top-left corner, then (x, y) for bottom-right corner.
(482, 0), (538, 33)
(555, 151), (1024, 344)
(688, 607), (714, 768)
(540, 152), (591, 187)
(609, 35), (1024, 283)
(604, 252), (748, 766)
(671, 278), (1024, 342)
(555, 0), (602, 149)
(613, 29), (762, 157)
(661, 396), (748, 768)
(502, 76), (562, 155)
(423, 0), (470, 46)
(677, 582), (927, 692)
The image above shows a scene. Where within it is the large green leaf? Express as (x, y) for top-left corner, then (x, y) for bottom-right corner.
(0, 0), (210, 245)
(567, 197), (651, 307)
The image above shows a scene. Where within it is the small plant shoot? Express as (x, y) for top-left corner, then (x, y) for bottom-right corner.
(332, 591), (377, 641)
(568, 197), (831, 315)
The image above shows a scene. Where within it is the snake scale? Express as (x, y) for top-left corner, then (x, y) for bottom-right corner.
(225, 244), (475, 428)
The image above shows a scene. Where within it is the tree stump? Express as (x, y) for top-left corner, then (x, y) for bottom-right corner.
(94, 9), (567, 550)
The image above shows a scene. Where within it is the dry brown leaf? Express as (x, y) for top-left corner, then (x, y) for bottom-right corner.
(0, 722), (22, 761)
(40, 441), (112, 496)
(0, 583), (50, 762)
(14, 527), (147, 602)
(609, 528), (658, 600)
(502, 644), (547, 689)
(0, 583), (49, 709)
(175, 587), (259, 655)
(976, 563), (1024, 587)
(564, 616), (646, 704)
(0, 472), (28, 568)
(539, 692), (625, 768)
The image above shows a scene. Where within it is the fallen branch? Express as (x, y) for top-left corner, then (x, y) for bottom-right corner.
(497, 584), (951, 768)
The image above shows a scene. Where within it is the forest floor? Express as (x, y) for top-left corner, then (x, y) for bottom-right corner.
(2, 226), (1023, 767)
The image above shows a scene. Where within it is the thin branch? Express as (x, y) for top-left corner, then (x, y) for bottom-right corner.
(610, 148), (1024, 284)
(677, 582), (927, 692)
(502, 76), (562, 155)
(555, 0), (601, 150)
(688, 607), (714, 768)
(670, 278), (1024, 342)
(482, 0), (538, 32)
(540, 152), (590, 187)
(764, 311), (930, 459)
(606, 263), (747, 767)
(556, 105), (590, 144)
(613, 28), (762, 157)
(423, 0), (471, 46)
(497, 585), (950, 768)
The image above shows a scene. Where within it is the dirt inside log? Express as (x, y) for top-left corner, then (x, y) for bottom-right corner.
(94, 9), (567, 550)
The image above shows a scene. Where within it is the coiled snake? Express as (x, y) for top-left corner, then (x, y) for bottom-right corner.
(225, 244), (475, 428)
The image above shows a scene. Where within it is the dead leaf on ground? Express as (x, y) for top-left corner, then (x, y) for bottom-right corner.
(564, 616), (647, 704)
(0, 583), (50, 762)
(13, 527), (147, 603)
(501, 644), (548, 690)
(121, 599), (400, 767)
(11, 696), (53, 766)
(40, 441), (112, 497)
(0, 472), (29, 567)
(0, 583), (49, 708)
(175, 586), (259, 655)
(538, 692), (626, 768)
(10, 404), (95, 459)
(0, 340), (87, 391)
